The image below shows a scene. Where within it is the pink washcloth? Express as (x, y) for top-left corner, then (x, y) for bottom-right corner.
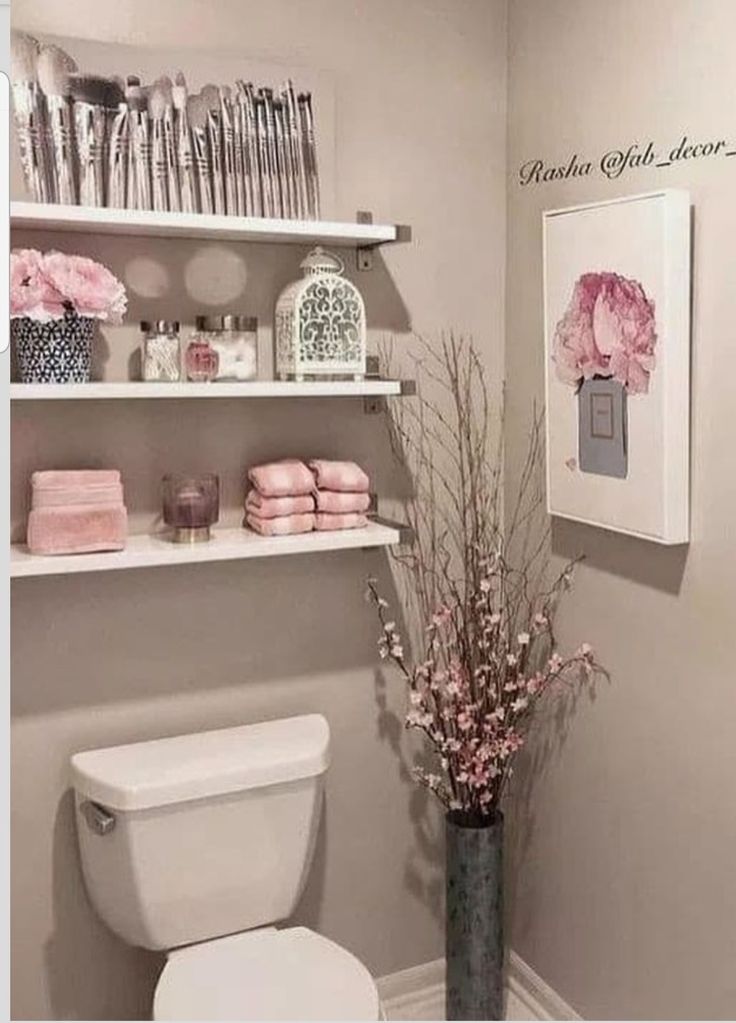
(245, 512), (316, 536)
(315, 490), (371, 514)
(309, 460), (370, 493)
(27, 505), (128, 556)
(246, 491), (315, 519)
(32, 469), (122, 489)
(32, 482), (124, 508)
(248, 459), (315, 498)
(315, 512), (368, 531)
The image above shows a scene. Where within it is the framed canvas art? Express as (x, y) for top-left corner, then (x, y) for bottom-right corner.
(543, 190), (691, 544)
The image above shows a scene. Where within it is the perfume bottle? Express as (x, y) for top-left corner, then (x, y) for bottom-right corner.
(185, 329), (219, 382)
(162, 473), (219, 543)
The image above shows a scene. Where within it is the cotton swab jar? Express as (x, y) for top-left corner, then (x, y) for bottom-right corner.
(140, 321), (181, 382)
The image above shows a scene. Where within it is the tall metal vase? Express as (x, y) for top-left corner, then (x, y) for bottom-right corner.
(446, 810), (504, 1021)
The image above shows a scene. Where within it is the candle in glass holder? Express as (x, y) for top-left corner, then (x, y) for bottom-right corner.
(162, 473), (219, 543)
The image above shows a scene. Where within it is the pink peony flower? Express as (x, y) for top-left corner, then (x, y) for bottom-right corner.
(42, 252), (127, 323)
(553, 271), (657, 395)
(10, 249), (66, 321)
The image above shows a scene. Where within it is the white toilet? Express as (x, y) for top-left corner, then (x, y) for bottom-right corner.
(70, 714), (382, 1021)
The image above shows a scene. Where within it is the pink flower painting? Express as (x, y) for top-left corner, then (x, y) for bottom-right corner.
(552, 271), (657, 395)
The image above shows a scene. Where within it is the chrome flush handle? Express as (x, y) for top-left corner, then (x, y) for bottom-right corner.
(80, 800), (116, 836)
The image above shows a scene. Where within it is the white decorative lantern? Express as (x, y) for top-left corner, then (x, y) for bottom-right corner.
(274, 247), (367, 381)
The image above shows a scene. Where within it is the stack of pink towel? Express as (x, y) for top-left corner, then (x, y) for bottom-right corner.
(309, 459), (370, 531)
(27, 470), (128, 556)
(245, 459), (370, 537)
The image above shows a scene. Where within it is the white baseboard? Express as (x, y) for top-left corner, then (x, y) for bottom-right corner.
(377, 951), (581, 1022)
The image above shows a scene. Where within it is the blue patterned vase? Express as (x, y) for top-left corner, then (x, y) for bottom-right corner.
(446, 810), (504, 1020)
(12, 313), (94, 383)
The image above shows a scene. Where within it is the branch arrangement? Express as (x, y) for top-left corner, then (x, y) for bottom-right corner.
(368, 333), (604, 823)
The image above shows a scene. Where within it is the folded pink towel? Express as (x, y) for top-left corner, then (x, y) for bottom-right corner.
(315, 490), (371, 514)
(309, 460), (370, 493)
(32, 483), (124, 508)
(27, 505), (128, 556)
(245, 512), (315, 536)
(315, 512), (368, 531)
(246, 491), (315, 519)
(32, 469), (122, 489)
(248, 459), (315, 498)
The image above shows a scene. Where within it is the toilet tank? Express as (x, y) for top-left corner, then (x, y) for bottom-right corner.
(71, 715), (330, 951)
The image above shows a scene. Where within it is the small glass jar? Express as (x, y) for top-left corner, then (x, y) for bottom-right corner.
(162, 473), (219, 543)
(141, 320), (181, 382)
(185, 329), (219, 382)
(196, 315), (259, 381)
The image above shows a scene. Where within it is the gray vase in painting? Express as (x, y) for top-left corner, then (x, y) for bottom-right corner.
(446, 810), (504, 1021)
(578, 376), (628, 478)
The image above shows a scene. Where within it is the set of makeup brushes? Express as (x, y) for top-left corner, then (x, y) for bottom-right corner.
(11, 31), (321, 220)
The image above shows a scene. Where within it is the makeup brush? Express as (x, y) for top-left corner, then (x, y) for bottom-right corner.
(273, 96), (292, 218)
(238, 80), (260, 217)
(260, 88), (280, 217)
(126, 76), (151, 210)
(201, 83), (226, 215)
(11, 31), (51, 203)
(255, 94), (274, 218)
(226, 85), (245, 216)
(105, 77), (128, 208)
(187, 92), (213, 214)
(173, 72), (196, 214)
(70, 73), (113, 207)
(220, 85), (240, 215)
(37, 43), (78, 205)
(155, 75), (180, 211)
(299, 91), (320, 219)
(149, 80), (170, 211)
(285, 80), (306, 219)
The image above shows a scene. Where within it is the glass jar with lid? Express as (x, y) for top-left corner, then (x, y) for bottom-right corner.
(140, 321), (181, 382)
(195, 315), (259, 381)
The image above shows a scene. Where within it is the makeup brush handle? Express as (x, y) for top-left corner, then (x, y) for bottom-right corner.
(12, 84), (52, 203)
(222, 120), (239, 215)
(191, 129), (213, 215)
(74, 100), (106, 207)
(231, 116), (245, 216)
(45, 99), (78, 206)
(163, 113), (180, 213)
(207, 121), (226, 216)
(177, 118), (197, 214)
(151, 118), (169, 212)
(107, 105), (129, 209)
(131, 114), (152, 210)
(244, 116), (260, 217)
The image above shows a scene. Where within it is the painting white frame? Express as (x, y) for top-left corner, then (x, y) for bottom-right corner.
(543, 190), (691, 545)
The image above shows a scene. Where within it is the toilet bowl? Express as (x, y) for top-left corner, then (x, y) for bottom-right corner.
(71, 714), (382, 1021)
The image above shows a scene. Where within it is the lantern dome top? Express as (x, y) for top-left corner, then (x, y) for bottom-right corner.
(300, 247), (344, 277)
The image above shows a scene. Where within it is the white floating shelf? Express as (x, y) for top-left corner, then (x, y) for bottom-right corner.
(10, 521), (401, 578)
(10, 201), (406, 247)
(10, 379), (407, 401)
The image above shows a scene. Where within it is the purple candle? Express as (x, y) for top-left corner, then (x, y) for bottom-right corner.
(162, 474), (219, 542)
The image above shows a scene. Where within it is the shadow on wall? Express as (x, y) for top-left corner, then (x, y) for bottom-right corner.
(374, 666), (445, 928)
(551, 517), (689, 595)
(45, 790), (162, 1021)
(503, 655), (601, 945)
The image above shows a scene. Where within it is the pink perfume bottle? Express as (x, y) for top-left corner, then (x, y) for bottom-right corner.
(185, 331), (219, 382)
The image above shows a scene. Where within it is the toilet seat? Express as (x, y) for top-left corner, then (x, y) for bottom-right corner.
(153, 926), (381, 1021)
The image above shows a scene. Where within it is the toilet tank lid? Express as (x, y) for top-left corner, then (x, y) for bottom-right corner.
(70, 714), (330, 811)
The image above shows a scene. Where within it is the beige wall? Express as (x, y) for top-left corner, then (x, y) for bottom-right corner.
(10, 1), (507, 1019)
(506, 1), (736, 1018)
